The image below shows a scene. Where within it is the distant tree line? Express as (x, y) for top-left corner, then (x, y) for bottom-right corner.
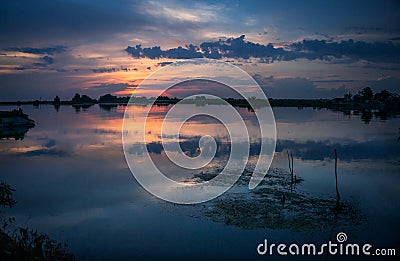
(61, 93), (130, 105)
(63, 87), (399, 106)
(343, 87), (399, 103)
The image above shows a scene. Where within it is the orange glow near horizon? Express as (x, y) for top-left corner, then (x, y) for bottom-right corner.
(66, 57), (177, 96)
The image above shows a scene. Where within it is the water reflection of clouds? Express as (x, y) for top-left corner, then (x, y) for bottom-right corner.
(0, 104), (399, 259)
(123, 105), (400, 167)
(0, 105), (126, 162)
(124, 104), (267, 145)
(276, 139), (400, 161)
(128, 138), (278, 161)
(129, 136), (399, 163)
(274, 107), (399, 142)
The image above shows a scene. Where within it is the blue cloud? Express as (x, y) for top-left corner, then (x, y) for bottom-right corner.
(92, 68), (117, 73)
(125, 44), (203, 59)
(125, 35), (400, 64)
(156, 62), (174, 67)
(290, 39), (400, 63)
(17, 149), (68, 157)
(5, 46), (67, 55)
(33, 55), (55, 67)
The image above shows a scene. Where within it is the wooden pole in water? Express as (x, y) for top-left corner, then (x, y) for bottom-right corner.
(288, 150), (294, 193)
(291, 151), (294, 183)
(334, 149), (340, 207)
(287, 150), (294, 181)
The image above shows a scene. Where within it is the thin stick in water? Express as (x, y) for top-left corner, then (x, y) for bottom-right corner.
(334, 149), (341, 207)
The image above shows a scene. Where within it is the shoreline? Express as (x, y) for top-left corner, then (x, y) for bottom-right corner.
(0, 98), (398, 112)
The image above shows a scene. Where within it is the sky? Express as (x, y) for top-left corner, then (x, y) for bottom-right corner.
(0, 0), (399, 101)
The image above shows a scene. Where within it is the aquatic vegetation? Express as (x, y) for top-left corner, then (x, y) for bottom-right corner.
(0, 181), (16, 208)
(1, 227), (76, 261)
(188, 166), (362, 231)
(204, 187), (361, 231)
(0, 181), (76, 261)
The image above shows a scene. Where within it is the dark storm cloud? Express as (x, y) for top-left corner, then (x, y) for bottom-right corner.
(125, 35), (400, 64)
(0, 0), (207, 47)
(290, 39), (400, 63)
(1, 45), (63, 69)
(6, 55), (57, 71)
(17, 149), (69, 158)
(7, 55), (56, 70)
(0, 0), (149, 46)
(92, 68), (118, 73)
(199, 35), (286, 61)
(126, 35), (286, 62)
(156, 61), (174, 67)
(4, 46), (67, 55)
(125, 44), (203, 59)
(41, 56), (54, 64)
(92, 67), (140, 73)
(33, 55), (55, 67)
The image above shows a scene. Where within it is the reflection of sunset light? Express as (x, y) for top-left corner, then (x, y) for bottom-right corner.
(122, 104), (263, 146)
(86, 117), (124, 133)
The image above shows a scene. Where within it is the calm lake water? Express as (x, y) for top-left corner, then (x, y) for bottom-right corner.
(0, 104), (399, 260)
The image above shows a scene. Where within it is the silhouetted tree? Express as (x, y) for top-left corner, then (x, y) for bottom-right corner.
(99, 94), (117, 103)
(80, 95), (95, 103)
(343, 93), (352, 101)
(374, 89), (391, 102)
(359, 87), (373, 101)
(352, 94), (361, 102)
(53, 96), (61, 105)
(71, 93), (81, 104)
(71, 93), (96, 104)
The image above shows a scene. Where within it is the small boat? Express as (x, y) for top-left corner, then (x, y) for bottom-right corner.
(0, 109), (35, 127)
(0, 109), (35, 140)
